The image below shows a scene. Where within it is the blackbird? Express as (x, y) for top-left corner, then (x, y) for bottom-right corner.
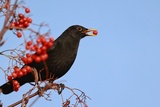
(0, 25), (97, 94)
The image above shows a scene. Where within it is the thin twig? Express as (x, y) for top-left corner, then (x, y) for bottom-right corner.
(8, 91), (39, 107)
(0, 0), (18, 41)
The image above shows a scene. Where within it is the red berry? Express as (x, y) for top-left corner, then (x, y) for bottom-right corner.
(36, 48), (42, 54)
(13, 83), (20, 92)
(16, 32), (22, 38)
(9, 22), (15, 30)
(12, 72), (17, 78)
(14, 84), (20, 89)
(25, 8), (30, 13)
(41, 39), (46, 45)
(18, 13), (24, 19)
(21, 57), (28, 64)
(14, 22), (19, 27)
(13, 80), (19, 86)
(25, 45), (30, 50)
(5, 3), (9, 9)
(37, 36), (46, 44)
(17, 71), (23, 78)
(32, 54), (36, 59)
(21, 68), (27, 75)
(14, 66), (19, 70)
(14, 87), (19, 92)
(26, 41), (32, 46)
(34, 56), (41, 62)
(25, 66), (31, 73)
(27, 57), (33, 64)
(26, 17), (32, 23)
(93, 30), (98, 35)
(30, 46), (36, 51)
(33, 44), (38, 50)
(40, 53), (48, 61)
(26, 53), (31, 57)
(40, 46), (47, 52)
(23, 21), (29, 28)
(7, 75), (12, 81)
(18, 24), (24, 28)
(14, 66), (20, 73)
(84, 105), (88, 107)
(18, 18), (24, 24)
(46, 42), (53, 48)
(49, 37), (54, 42)
(23, 17), (27, 22)
(36, 38), (41, 44)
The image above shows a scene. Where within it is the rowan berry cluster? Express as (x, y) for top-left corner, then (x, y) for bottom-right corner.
(6, 35), (54, 92)
(7, 65), (31, 91)
(9, 7), (32, 38)
(12, 80), (20, 92)
(21, 36), (54, 64)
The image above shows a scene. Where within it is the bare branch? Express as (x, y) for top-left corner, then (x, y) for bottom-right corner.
(0, 0), (18, 41)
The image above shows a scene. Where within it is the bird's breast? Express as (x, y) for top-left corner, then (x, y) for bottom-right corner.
(46, 41), (79, 78)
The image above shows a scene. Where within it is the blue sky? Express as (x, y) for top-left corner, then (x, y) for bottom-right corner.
(0, 0), (160, 107)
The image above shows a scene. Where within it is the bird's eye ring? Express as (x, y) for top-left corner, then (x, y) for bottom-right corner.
(77, 27), (82, 31)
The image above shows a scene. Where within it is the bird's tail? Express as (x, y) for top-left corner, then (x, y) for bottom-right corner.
(0, 73), (34, 94)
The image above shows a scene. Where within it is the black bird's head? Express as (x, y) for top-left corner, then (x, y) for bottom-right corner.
(65, 25), (98, 39)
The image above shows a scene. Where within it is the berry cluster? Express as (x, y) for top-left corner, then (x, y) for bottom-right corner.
(12, 80), (20, 92)
(21, 36), (54, 64)
(7, 66), (31, 91)
(9, 7), (32, 38)
(6, 35), (54, 92)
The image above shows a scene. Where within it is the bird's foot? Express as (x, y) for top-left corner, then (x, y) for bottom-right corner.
(37, 86), (44, 96)
(57, 83), (65, 94)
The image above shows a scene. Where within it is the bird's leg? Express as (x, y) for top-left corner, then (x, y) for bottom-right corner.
(28, 68), (39, 86)
(30, 68), (39, 85)
(43, 61), (49, 79)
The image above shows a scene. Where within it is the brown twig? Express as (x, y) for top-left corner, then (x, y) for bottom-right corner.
(62, 86), (90, 107)
(7, 81), (89, 107)
(8, 91), (39, 107)
(0, 0), (18, 41)
(7, 82), (58, 107)
(43, 61), (49, 80)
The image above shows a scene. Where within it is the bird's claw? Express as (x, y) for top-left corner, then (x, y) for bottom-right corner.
(37, 86), (44, 96)
(57, 83), (65, 94)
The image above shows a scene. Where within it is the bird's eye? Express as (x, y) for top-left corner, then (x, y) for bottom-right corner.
(77, 27), (82, 31)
